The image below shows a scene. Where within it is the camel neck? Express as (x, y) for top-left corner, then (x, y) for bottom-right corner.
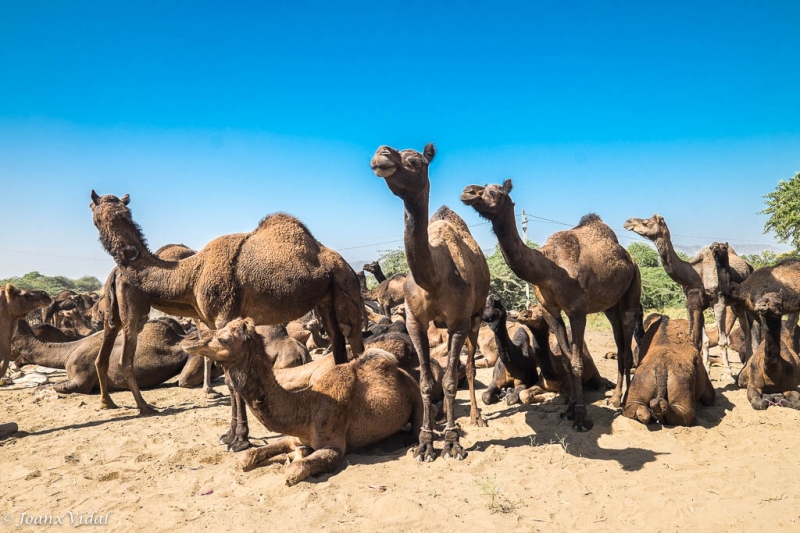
(689, 307), (704, 351)
(14, 328), (96, 369)
(402, 193), (437, 291)
(229, 341), (314, 435)
(371, 266), (387, 283)
(489, 319), (525, 375)
(653, 233), (702, 290)
(490, 207), (551, 285)
(761, 315), (783, 364)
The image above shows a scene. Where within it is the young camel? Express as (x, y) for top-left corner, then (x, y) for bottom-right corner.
(736, 292), (800, 410)
(1, 284), (52, 379)
(372, 143), (490, 461)
(623, 214), (753, 380)
(90, 192), (365, 451)
(622, 289), (715, 426)
(181, 318), (423, 485)
(462, 180), (641, 431)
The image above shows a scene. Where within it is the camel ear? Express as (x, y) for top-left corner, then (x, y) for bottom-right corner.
(121, 246), (140, 262)
(120, 194), (130, 205)
(91, 190), (101, 205)
(423, 143), (436, 163)
(5, 284), (19, 297)
(502, 179), (513, 193)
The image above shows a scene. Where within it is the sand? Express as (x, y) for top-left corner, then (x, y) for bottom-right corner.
(2, 327), (799, 532)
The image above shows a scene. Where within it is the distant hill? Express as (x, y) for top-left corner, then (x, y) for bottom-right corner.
(673, 243), (786, 258)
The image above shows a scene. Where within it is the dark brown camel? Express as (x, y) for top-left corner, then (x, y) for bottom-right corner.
(11, 319), (216, 393)
(622, 289), (715, 425)
(1, 284), (52, 379)
(623, 214), (753, 379)
(181, 318), (423, 485)
(462, 180), (641, 431)
(90, 191), (365, 451)
(372, 143), (490, 461)
(736, 292), (800, 410)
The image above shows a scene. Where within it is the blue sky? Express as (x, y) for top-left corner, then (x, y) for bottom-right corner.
(1, 1), (799, 280)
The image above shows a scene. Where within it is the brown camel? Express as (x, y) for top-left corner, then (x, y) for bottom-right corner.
(58, 308), (95, 338)
(622, 289), (715, 425)
(32, 323), (82, 343)
(303, 317), (330, 351)
(90, 191), (365, 451)
(475, 321), (523, 368)
(257, 325), (312, 369)
(736, 292), (800, 410)
(623, 214), (753, 379)
(462, 180), (641, 431)
(11, 319), (216, 393)
(1, 284), (52, 378)
(181, 318), (423, 485)
(372, 143), (490, 461)
(362, 261), (408, 317)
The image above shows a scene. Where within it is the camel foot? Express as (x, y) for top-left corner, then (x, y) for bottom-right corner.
(99, 398), (119, 410)
(481, 391), (499, 405)
(220, 430), (234, 446)
(471, 414), (488, 427)
(608, 393), (623, 408)
(414, 429), (436, 462)
(505, 392), (521, 406)
(441, 429), (466, 460)
(559, 401), (576, 421)
(718, 368), (735, 385)
(204, 389), (222, 399)
(137, 404), (158, 417)
(571, 406), (593, 432)
(0, 422), (18, 440)
(227, 437), (252, 453)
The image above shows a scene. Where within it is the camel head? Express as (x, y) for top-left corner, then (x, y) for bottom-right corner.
(460, 179), (514, 221)
(180, 318), (258, 364)
(370, 143), (435, 198)
(362, 261), (379, 274)
(481, 294), (507, 325)
(89, 190), (149, 266)
(622, 214), (667, 240)
(517, 305), (547, 331)
(2, 284), (52, 318)
(754, 291), (784, 318)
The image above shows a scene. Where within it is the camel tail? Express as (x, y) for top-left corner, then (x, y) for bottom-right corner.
(106, 272), (118, 330)
(654, 365), (668, 404)
(633, 302), (644, 365)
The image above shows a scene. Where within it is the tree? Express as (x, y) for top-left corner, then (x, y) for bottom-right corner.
(363, 248), (409, 289)
(761, 171), (800, 251)
(0, 271), (102, 296)
(486, 240), (539, 311)
(627, 242), (660, 268)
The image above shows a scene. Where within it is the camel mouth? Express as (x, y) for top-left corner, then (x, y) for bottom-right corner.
(622, 219), (638, 231)
(460, 189), (480, 205)
(370, 153), (396, 178)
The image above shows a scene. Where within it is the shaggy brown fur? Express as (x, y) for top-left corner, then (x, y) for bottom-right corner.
(737, 292), (800, 410)
(622, 290), (715, 425)
(11, 319), (215, 393)
(624, 215), (753, 378)
(463, 180), (641, 431)
(91, 191), (365, 451)
(181, 318), (423, 486)
(372, 143), (490, 461)
(1, 284), (52, 378)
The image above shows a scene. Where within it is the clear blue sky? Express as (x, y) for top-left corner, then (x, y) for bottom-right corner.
(1, 1), (799, 280)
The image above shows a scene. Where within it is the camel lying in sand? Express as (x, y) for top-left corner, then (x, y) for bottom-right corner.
(181, 318), (422, 485)
(623, 289), (715, 425)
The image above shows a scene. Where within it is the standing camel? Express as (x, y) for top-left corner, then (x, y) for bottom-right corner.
(90, 191), (365, 451)
(371, 143), (490, 461)
(462, 180), (641, 431)
(623, 214), (753, 379)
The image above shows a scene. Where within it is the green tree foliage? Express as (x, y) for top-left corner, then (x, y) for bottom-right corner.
(363, 248), (410, 289)
(627, 242), (660, 268)
(486, 240), (539, 311)
(0, 271), (102, 296)
(742, 250), (780, 269)
(761, 172), (800, 251)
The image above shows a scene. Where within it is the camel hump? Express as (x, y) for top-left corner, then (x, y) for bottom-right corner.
(431, 205), (470, 235)
(358, 347), (399, 367)
(576, 213), (602, 227)
(153, 243), (196, 260)
(255, 212), (314, 235)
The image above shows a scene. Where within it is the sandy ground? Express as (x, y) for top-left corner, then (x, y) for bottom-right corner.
(2, 327), (799, 532)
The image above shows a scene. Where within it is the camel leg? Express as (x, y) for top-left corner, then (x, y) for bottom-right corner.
(52, 377), (95, 395)
(285, 447), (345, 486)
(406, 312), (436, 462)
(118, 322), (156, 416)
(227, 392), (251, 452)
(316, 301), (348, 365)
(94, 322), (120, 409)
(202, 356), (221, 398)
(220, 372), (237, 446)
(650, 399), (695, 426)
(605, 307), (627, 407)
(714, 300), (734, 383)
(239, 437), (297, 472)
(622, 401), (652, 424)
(466, 316), (485, 425)
(441, 325), (471, 460)
(563, 313), (592, 431)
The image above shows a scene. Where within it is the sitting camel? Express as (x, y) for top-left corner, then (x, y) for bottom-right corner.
(257, 325), (312, 369)
(475, 320), (523, 369)
(181, 318), (423, 485)
(90, 191), (365, 452)
(622, 289), (715, 426)
(1, 284), (52, 379)
(483, 300), (607, 405)
(11, 319), (216, 393)
(736, 292), (800, 410)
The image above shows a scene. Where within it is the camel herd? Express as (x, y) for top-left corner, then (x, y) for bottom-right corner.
(2, 142), (800, 485)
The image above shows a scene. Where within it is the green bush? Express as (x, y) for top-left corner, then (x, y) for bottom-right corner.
(0, 271), (102, 296)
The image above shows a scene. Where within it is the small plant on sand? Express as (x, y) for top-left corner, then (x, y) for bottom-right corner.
(477, 477), (516, 514)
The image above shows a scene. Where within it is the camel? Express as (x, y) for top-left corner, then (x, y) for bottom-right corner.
(11, 319), (215, 393)
(462, 180), (641, 431)
(90, 191), (365, 451)
(362, 261), (408, 317)
(724, 259), (800, 364)
(181, 318), (422, 485)
(32, 323), (81, 343)
(58, 308), (95, 338)
(483, 300), (607, 405)
(303, 317), (330, 351)
(41, 290), (77, 325)
(736, 292), (800, 410)
(257, 325), (312, 369)
(372, 143), (490, 461)
(1, 284), (52, 379)
(623, 214), (754, 379)
(475, 321), (523, 368)
(622, 289), (715, 425)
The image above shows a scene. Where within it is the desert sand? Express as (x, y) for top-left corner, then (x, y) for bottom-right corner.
(2, 327), (799, 532)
